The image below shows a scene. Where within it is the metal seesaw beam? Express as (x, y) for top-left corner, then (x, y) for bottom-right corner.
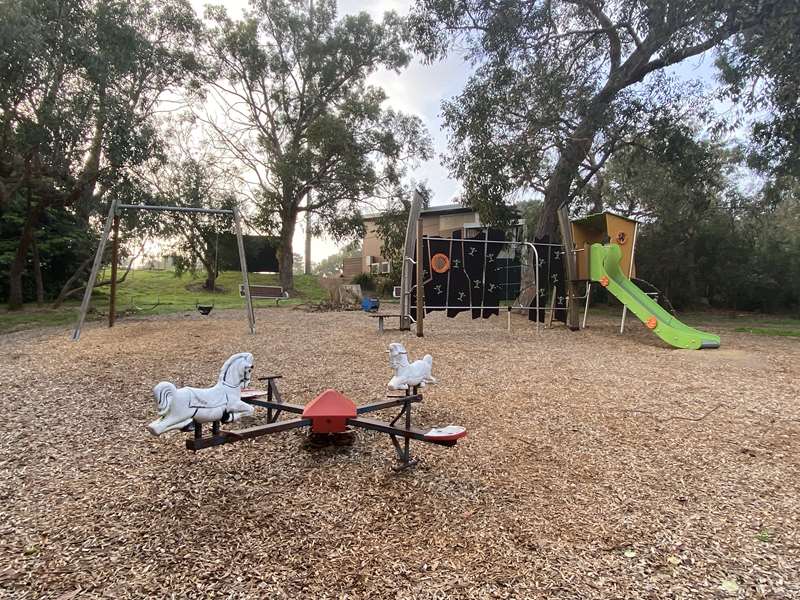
(186, 417), (311, 451)
(356, 394), (422, 414)
(346, 417), (459, 447)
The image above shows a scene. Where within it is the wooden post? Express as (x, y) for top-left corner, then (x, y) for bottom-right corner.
(557, 204), (581, 330)
(416, 217), (424, 337)
(400, 190), (423, 330)
(108, 214), (120, 328)
(71, 199), (117, 341)
(620, 221), (639, 334)
(233, 207), (256, 335)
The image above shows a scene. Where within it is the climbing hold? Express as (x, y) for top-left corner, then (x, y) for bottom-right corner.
(646, 316), (657, 329)
(600, 276), (609, 287)
(431, 253), (450, 274)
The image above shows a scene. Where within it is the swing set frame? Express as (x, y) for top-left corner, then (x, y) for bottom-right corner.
(70, 199), (256, 341)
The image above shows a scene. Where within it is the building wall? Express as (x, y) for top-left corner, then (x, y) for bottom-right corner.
(342, 257), (362, 281)
(359, 210), (481, 275)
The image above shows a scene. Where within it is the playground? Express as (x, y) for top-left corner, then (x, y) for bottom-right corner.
(2, 308), (798, 598)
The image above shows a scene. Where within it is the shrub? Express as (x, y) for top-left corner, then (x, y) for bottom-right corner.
(351, 272), (376, 291)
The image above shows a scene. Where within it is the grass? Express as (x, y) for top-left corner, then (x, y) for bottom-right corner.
(734, 327), (800, 338)
(0, 269), (328, 334)
(2, 272), (797, 338)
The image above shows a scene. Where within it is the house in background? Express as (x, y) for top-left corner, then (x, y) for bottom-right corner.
(342, 203), (523, 280)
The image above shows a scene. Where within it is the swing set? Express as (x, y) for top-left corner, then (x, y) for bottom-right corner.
(70, 199), (256, 341)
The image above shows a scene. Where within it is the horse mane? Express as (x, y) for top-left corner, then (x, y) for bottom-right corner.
(218, 352), (253, 383)
(388, 343), (410, 369)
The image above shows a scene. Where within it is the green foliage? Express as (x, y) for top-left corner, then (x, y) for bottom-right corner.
(518, 200), (544, 241)
(0, 200), (96, 302)
(0, 0), (202, 307)
(350, 272), (375, 291)
(601, 121), (800, 313)
(374, 184), (431, 276)
(313, 241), (361, 276)
(157, 159), (237, 290)
(716, 6), (800, 177)
(375, 276), (398, 298)
(408, 0), (795, 238)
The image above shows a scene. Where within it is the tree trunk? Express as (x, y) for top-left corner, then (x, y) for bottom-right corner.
(202, 261), (216, 291)
(278, 215), (297, 292)
(304, 204), (312, 275)
(31, 237), (44, 306)
(7, 203), (43, 310)
(589, 173), (604, 213)
(534, 97), (613, 331)
(536, 124), (602, 240)
(52, 254), (94, 308)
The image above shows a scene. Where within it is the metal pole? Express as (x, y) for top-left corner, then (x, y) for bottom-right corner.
(233, 207), (256, 335)
(416, 217), (424, 338)
(400, 190), (423, 330)
(71, 199), (117, 341)
(116, 204), (233, 215)
(108, 214), (120, 328)
(582, 282), (592, 329)
(620, 222), (639, 334)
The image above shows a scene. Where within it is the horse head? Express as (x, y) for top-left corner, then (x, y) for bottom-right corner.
(388, 342), (410, 371)
(219, 352), (254, 389)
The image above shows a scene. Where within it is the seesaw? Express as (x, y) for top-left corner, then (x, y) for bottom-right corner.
(147, 346), (466, 470)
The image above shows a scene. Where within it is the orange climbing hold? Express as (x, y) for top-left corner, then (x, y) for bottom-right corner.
(600, 275), (609, 287)
(430, 253), (450, 274)
(646, 316), (658, 329)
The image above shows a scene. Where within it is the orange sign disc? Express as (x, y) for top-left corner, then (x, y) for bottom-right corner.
(430, 253), (450, 274)
(646, 316), (658, 329)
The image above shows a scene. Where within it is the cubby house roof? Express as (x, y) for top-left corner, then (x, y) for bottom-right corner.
(571, 210), (639, 230)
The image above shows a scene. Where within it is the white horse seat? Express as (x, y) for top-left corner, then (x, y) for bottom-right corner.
(187, 388), (230, 409)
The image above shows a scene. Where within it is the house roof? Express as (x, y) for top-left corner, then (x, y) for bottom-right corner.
(420, 203), (475, 215)
(362, 202), (475, 221)
(571, 210), (640, 226)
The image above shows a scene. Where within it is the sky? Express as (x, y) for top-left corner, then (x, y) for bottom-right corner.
(187, 0), (727, 264)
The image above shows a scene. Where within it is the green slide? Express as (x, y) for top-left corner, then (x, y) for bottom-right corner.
(589, 244), (720, 350)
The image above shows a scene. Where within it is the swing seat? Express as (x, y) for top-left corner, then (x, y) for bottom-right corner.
(423, 425), (467, 442)
(196, 304), (214, 315)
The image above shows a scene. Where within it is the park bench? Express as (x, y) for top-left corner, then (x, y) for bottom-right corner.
(370, 313), (403, 334)
(239, 284), (289, 305)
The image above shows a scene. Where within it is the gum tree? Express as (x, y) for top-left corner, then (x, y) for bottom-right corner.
(202, 0), (431, 292)
(409, 0), (794, 239)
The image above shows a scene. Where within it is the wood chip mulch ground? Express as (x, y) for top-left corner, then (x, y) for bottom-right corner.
(1, 309), (798, 599)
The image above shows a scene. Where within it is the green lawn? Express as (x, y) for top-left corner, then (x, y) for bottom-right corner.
(588, 304), (800, 338)
(0, 270), (327, 334)
(2, 273), (798, 338)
